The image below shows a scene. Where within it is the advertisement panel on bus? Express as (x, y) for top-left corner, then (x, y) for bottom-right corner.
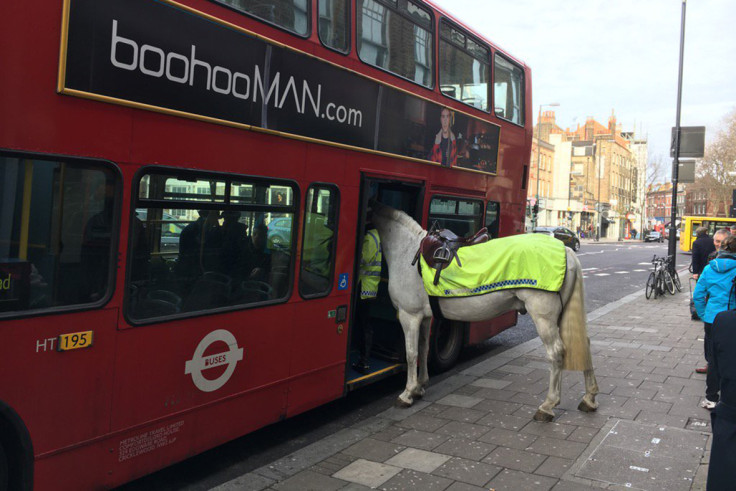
(60, 0), (501, 174)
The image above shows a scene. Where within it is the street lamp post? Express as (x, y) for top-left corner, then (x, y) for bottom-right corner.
(533, 102), (560, 229)
(568, 172), (573, 228)
(668, 0), (687, 271)
(594, 141), (602, 241)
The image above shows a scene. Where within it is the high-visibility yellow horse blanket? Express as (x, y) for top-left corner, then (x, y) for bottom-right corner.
(419, 233), (567, 297)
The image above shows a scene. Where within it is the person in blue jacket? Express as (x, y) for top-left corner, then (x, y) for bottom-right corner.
(694, 235), (736, 409)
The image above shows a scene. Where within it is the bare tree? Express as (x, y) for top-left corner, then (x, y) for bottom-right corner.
(647, 154), (667, 188)
(697, 108), (736, 216)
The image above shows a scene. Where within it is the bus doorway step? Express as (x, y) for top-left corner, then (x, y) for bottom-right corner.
(346, 351), (405, 390)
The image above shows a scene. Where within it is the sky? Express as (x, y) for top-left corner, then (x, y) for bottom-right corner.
(432, 0), (736, 175)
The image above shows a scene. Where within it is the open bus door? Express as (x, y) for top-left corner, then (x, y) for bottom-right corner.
(345, 176), (424, 390)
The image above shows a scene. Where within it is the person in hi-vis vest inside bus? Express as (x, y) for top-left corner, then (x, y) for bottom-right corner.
(353, 223), (382, 374)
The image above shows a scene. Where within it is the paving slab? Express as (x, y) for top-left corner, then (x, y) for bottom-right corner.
(432, 457), (502, 486)
(483, 446), (547, 473)
(390, 429), (450, 451)
(380, 469), (454, 490)
(272, 470), (346, 491)
(435, 394), (484, 408)
(385, 447), (451, 473)
(432, 437), (496, 461)
(535, 456), (575, 479)
(435, 420), (491, 440)
(469, 377), (512, 389)
(342, 438), (405, 462)
(435, 406), (486, 423)
(486, 468), (558, 490)
(479, 426), (538, 450)
(332, 459), (401, 488)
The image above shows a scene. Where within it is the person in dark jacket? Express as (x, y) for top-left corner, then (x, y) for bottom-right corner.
(693, 235), (736, 409)
(707, 302), (736, 489)
(691, 227), (716, 322)
(692, 227), (716, 279)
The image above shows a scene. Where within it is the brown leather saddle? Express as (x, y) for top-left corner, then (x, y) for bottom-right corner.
(412, 225), (489, 286)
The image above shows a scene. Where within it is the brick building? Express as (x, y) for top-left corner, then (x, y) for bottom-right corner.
(645, 183), (686, 229)
(528, 111), (644, 238)
(684, 183), (725, 217)
(528, 137), (555, 222)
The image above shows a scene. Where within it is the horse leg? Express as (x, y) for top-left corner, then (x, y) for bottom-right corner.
(397, 310), (422, 407)
(527, 302), (565, 422)
(414, 317), (432, 398)
(579, 368), (599, 412)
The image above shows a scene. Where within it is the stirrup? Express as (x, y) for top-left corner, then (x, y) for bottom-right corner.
(433, 246), (451, 263)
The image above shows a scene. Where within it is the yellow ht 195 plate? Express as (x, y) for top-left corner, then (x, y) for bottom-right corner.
(57, 331), (94, 351)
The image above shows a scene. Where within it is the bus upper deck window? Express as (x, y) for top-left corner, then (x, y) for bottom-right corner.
(215, 0), (310, 37)
(0, 154), (119, 316)
(357, 0), (434, 88)
(494, 55), (525, 126)
(439, 20), (489, 111)
(319, 0), (349, 53)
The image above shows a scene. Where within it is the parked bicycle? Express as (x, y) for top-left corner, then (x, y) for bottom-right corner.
(646, 255), (679, 299)
(670, 256), (682, 292)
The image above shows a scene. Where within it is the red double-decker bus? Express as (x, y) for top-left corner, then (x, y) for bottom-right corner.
(0, 0), (531, 488)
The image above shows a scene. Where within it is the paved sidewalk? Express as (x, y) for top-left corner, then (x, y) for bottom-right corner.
(217, 288), (711, 491)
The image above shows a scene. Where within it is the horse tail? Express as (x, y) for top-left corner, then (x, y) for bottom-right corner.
(560, 252), (593, 371)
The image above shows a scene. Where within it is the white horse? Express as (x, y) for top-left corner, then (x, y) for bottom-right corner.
(370, 201), (598, 422)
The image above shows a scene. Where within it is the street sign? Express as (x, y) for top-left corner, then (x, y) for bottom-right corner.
(677, 160), (695, 183)
(671, 126), (705, 158)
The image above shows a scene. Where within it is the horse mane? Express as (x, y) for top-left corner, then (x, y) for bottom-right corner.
(371, 200), (426, 237)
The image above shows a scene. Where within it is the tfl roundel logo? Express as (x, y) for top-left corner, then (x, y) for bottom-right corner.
(185, 329), (244, 392)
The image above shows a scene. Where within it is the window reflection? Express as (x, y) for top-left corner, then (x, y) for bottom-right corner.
(439, 21), (489, 111)
(485, 201), (500, 239)
(428, 196), (483, 238)
(494, 55), (525, 125)
(319, 0), (349, 52)
(300, 186), (339, 297)
(358, 0), (433, 87)
(216, 0), (309, 36)
(0, 155), (118, 315)
(129, 172), (296, 320)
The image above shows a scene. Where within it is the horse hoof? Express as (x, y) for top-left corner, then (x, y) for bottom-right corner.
(578, 400), (598, 413)
(533, 410), (555, 422)
(395, 397), (413, 408)
(411, 388), (426, 399)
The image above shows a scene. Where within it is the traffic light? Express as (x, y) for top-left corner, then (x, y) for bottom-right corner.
(532, 203), (539, 216)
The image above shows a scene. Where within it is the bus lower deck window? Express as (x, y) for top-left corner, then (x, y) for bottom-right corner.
(128, 172), (297, 321)
(0, 154), (118, 315)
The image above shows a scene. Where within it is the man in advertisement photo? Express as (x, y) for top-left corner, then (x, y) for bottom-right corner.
(429, 107), (457, 167)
